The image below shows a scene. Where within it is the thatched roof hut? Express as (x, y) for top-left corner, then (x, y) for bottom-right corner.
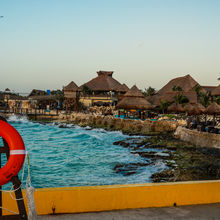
(206, 102), (220, 115)
(5, 88), (10, 92)
(184, 103), (205, 115)
(121, 83), (129, 91)
(194, 103), (206, 112)
(167, 103), (185, 113)
(157, 74), (200, 95)
(116, 85), (152, 110)
(152, 74), (201, 107)
(63, 81), (79, 92)
(80, 71), (126, 92)
(202, 86), (217, 94)
(28, 95), (58, 101)
(152, 91), (197, 106)
(211, 85), (220, 96)
(63, 81), (80, 100)
(28, 89), (47, 97)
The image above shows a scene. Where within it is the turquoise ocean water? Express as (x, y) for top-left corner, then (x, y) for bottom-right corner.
(1, 115), (165, 189)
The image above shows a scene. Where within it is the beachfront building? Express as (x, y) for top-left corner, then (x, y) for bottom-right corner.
(1, 90), (31, 112)
(0, 92), (7, 109)
(8, 98), (34, 111)
(79, 70), (128, 107)
(211, 85), (220, 97)
(63, 81), (80, 111)
(28, 89), (63, 110)
(151, 74), (201, 107)
(202, 86), (217, 94)
(116, 85), (152, 119)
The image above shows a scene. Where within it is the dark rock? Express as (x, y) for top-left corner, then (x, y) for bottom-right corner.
(59, 124), (67, 128)
(113, 162), (150, 176)
(135, 151), (171, 160)
(151, 168), (175, 182)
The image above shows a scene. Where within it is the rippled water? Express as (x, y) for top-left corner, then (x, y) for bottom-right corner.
(1, 115), (165, 189)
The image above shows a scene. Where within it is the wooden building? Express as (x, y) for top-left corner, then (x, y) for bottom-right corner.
(151, 74), (201, 106)
(79, 71), (127, 107)
(116, 85), (152, 119)
(63, 81), (80, 111)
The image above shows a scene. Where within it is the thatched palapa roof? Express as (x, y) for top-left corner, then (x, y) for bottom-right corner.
(152, 74), (202, 106)
(202, 86), (217, 94)
(28, 95), (58, 101)
(211, 85), (220, 96)
(167, 103), (185, 113)
(184, 103), (205, 115)
(63, 81), (79, 92)
(81, 71), (127, 92)
(28, 89), (47, 97)
(157, 74), (200, 95)
(206, 102), (220, 115)
(152, 91), (197, 106)
(124, 85), (144, 97)
(121, 83), (129, 91)
(116, 85), (152, 110)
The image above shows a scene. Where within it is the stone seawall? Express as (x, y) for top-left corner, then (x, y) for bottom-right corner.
(33, 112), (186, 135)
(174, 126), (220, 148)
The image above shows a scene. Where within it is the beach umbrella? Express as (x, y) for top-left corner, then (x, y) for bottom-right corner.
(194, 103), (206, 113)
(184, 103), (194, 115)
(205, 102), (220, 125)
(116, 85), (152, 111)
(184, 103), (205, 115)
(167, 103), (185, 113)
(205, 102), (220, 115)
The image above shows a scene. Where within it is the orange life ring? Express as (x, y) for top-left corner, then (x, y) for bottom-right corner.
(0, 120), (26, 186)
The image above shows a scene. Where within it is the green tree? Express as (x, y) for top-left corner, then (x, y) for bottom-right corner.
(201, 92), (211, 107)
(145, 86), (156, 96)
(82, 85), (92, 95)
(172, 85), (182, 91)
(214, 96), (220, 105)
(174, 94), (189, 106)
(193, 84), (203, 97)
(159, 100), (170, 114)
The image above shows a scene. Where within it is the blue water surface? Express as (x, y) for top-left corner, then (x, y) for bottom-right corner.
(1, 115), (166, 189)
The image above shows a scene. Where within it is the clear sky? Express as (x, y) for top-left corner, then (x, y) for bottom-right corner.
(0, 0), (220, 93)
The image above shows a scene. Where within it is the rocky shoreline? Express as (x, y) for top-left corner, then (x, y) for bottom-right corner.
(27, 112), (186, 135)
(113, 135), (220, 182)
(3, 113), (220, 183)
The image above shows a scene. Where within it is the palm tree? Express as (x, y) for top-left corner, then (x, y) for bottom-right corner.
(82, 85), (92, 95)
(174, 94), (189, 106)
(193, 84), (203, 97)
(145, 86), (156, 96)
(159, 100), (170, 114)
(214, 96), (220, 105)
(172, 85), (182, 91)
(201, 92), (211, 107)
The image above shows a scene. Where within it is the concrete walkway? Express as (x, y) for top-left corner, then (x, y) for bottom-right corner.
(38, 203), (220, 220)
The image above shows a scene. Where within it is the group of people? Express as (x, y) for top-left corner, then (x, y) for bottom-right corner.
(186, 115), (219, 134)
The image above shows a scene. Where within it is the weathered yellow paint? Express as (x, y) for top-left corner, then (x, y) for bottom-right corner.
(2, 180), (220, 216)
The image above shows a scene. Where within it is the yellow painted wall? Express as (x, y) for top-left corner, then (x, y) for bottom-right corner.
(2, 180), (220, 216)
(79, 96), (114, 107)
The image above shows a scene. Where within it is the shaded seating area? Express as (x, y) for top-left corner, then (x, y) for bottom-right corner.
(185, 102), (220, 134)
(116, 85), (152, 120)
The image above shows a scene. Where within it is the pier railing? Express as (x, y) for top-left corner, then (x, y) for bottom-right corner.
(0, 107), (60, 116)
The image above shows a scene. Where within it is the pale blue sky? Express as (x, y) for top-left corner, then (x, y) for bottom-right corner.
(0, 0), (220, 93)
